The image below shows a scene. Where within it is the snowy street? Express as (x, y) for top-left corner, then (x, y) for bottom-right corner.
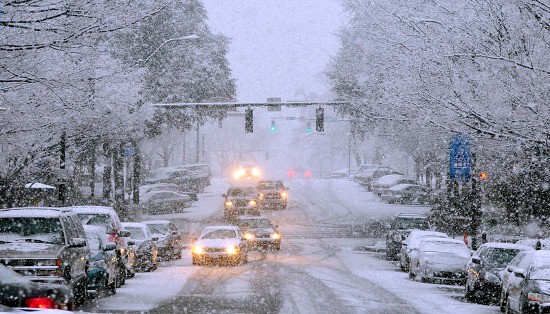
(80, 178), (499, 313)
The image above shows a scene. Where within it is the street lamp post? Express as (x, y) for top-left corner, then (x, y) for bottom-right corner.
(139, 35), (199, 64)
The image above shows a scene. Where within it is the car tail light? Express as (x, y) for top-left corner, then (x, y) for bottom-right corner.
(25, 297), (58, 309)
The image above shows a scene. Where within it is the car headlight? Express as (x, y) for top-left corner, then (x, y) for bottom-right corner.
(249, 200), (257, 206)
(484, 272), (501, 285)
(270, 233), (281, 239)
(192, 246), (204, 254)
(226, 246), (238, 254)
(244, 233), (255, 240)
(252, 168), (260, 176)
(225, 201), (233, 207)
(259, 193), (264, 199)
(280, 192), (287, 199)
(528, 292), (550, 303)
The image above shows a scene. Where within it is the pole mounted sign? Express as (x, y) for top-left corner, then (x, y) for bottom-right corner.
(449, 134), (471, 181)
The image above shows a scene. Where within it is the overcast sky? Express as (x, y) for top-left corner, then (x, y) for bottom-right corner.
(202, 0), (346, 103)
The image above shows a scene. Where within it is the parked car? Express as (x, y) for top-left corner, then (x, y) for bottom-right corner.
(354, 166), (401, 191)
(142, 220), (183, 260)
(70, 205), (131, 287)
(515, 238), (550, 250)
(381, 184), (432, 205)
(498, 250), (537, 312)
(371, 174), (416, 196)
(83, 225), (118, 297)
(140, 182), (198, 201)
(235, 215), (281, 250)
(191, 226), (248, 266)
(140, 190), (192, 214)
(504, 250), (550, 313)
(0, 264), (74, 310)
(223, 187), (260, 221)
(464, 242), (534, 303)
(122, 222), (158, 272)
(399, 230), (449, 272)
(385, 213), (431, 260)
(0, 207), (89, 306)
(409, 237), (471, 284)
(256, 180), (288, 210)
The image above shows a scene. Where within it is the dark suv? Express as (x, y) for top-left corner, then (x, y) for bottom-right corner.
(222, 187), (260, 221)
(385, 213), (431, 260)
(257, 180), (288, 210)
(0, 207), (90, 305)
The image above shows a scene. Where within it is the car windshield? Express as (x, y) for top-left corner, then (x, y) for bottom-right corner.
(0, 217), (64, 244)
(422, 242), (468, 254)
(146, 224), (170, 235)
(238, 219), (272, 229)
(85, 230), (102, 252)
(79, 214), (113, 232)
(393, 218), (429, 230)
(125, 227), (148, 240)
(480, 248), (522, 269)
(258, 182), (280, 190)
(201, 229), (237, 240)
(228, 188), (255, 197)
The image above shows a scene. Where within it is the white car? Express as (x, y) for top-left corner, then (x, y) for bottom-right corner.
(191, 226), (248, 266)
(409, 237), (471, 283)
(399, 230), (449, 272)
(372, 174), (416, 196)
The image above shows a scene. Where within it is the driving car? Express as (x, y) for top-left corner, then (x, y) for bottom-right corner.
(223, 186), (260, 221)
(83, 225), (118, 297)
(0, 263), (74, 311)
(235, 215), (281, 250)
(70, 205), (131, 287)
(191, 226), (248, 266)
(385, 213), (431, 260)
(121, 222), (158, 272)
(142, 220), (183, 260)
(408, 237), (471, 284)
(504, 250), (550, 314)
(0, 207), (89, 306)
(233, 163), (260, 179)
(464, 242), (534, 304)
(256, 180), (288, 210)
(399, 230), (449, 272)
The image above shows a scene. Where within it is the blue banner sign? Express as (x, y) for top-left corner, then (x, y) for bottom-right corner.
(449, 134), (471, 181)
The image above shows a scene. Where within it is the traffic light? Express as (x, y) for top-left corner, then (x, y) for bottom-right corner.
(480, 172), (488, 180)
(271, 119), (276, 132)
(245, 108), (253, 133)
(307, 122), (311, 133)
(316, 107), (324, 132)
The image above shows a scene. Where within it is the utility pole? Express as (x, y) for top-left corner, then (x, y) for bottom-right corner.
(58, 131), (66, 206)
(195, 122), (200, 163)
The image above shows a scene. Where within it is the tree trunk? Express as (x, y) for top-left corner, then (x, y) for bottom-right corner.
(113, 142), (126, 219)
(102, 142), (112, 202)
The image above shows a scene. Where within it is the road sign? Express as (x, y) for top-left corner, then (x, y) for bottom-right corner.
(449, 134), (471, 181)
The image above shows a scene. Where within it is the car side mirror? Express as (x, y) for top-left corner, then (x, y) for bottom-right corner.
(514, 269), (525, 278)
(70, 238), (87, 248)
(127, 240), (136, 246)
(506, 265), (516, 273)
(471, 257), (481, 264)
(119, 230), (131, 237)
(104, 243), (116, 251)
(152, 237), (159, 242)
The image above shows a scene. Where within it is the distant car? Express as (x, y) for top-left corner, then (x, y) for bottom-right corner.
(142, 220), (183, 260)
(385, 213), (431, 260)
(70, 205), (131, 287)
(515, 238), (550, 250)
(399, 230), (449, 272)
(257, 180), (288, 210)
(0, 207), (89, 306)
(140, 183), (198, 201)
(0, 264), (74, 311)
(504, 250), (550, 313)
(223, 187), (260, 221)
(381, 184), (432, 205)
(409, 237), (471, 284)
(354, 166), (402, 191)
(371, 174), (416, 195)
(140, 190), (192, 214)
(83, 225), (118, 296)
(191, 226), (248, 266)
(464, 242), (534, 304)
(235, 216), (281, 250)
(122, 222), (158, 272)
(234, 164), (260, 179)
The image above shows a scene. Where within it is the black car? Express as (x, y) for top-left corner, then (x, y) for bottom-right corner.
(222, 187), (260, 221)
(257, 180), (288, 210)
(235, 216), (281, 250)
(0, 207), (90, 306)
(122, 222), (158, 272)
(142, 220), (183, 260)
(385, 213), (431, 260)
(0, 262), (74, 310)
(464, 242), (533, 303)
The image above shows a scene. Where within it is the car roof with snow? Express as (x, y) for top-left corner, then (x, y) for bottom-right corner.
(477, 242), (535, 251)
(0, 207), (70, 218)
(121, 222), (147, 228)
(200, 225), (239, 235)
(374, 174), (405, 184)
(141, 220), (172, 225)
(69, 205), (117, 214)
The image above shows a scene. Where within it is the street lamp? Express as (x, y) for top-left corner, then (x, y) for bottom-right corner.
(139, 35), (200, 64)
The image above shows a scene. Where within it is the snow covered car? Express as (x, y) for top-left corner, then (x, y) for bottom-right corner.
(122, 222), (158, 272)
(191, 226), (248, 266)
(140, 183), (198, 201)
(515, 238), (550, 250)
(381, 183), (431, 205)
(385, 213), (431, 260)
(142, 220), (183, 260)
(222, 187), (260, 221)
(256, 180), (288, 210)
(504, 250), (550, 313)
(0, 207), (89, 306)
(235, 216), (281, 250)
(498, 250), (538, 312)
(233, 163), (260, 179)
(83, 225), (118, 296)
(0, 264), (74, 310)
(409, 237), (471, 283)
(371, 174), (416, 196)
(464, 242), (533, 304)
(399, 230), (449, 272)
(140, 190), (192, 214)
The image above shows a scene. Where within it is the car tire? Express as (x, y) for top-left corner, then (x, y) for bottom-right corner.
(465, 283), (474, 301)
(74, 278), (88, 306)
(108, 278), (116, 295)
(116, 265), (126, 287)
(274, 244), (281, 251)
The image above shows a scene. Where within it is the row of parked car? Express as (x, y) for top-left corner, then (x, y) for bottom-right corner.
(385, 213), (550, 313)
(0, 205), (185, 311)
